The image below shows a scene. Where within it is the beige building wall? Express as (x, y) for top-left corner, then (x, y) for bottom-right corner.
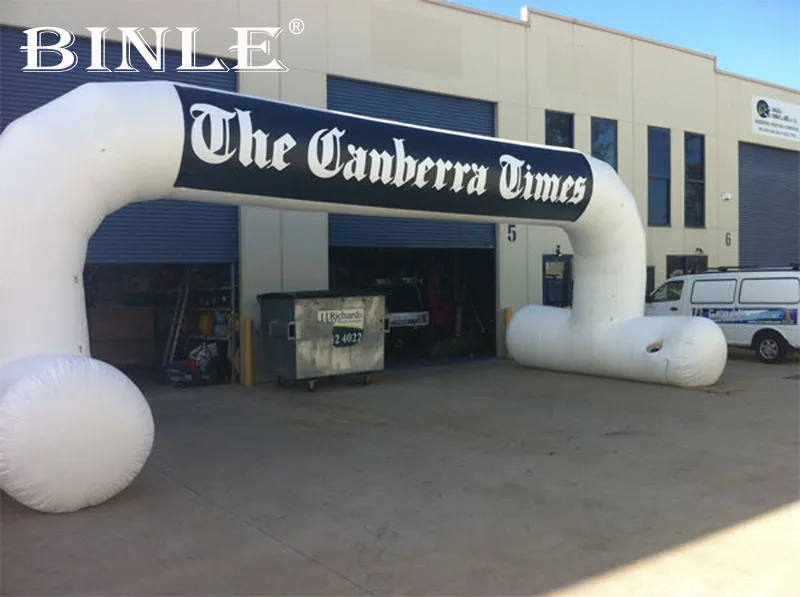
(2, 0), (799, 363)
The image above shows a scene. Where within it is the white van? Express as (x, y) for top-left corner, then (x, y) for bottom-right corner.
(645, 266), (800, 364)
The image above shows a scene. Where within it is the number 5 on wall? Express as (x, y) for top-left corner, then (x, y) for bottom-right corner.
(507, 224), (517, 243)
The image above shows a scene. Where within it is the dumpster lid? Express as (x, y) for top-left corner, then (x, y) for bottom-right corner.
(257, 289), (386, 301)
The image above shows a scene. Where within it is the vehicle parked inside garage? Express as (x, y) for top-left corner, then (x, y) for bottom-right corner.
(646, 265), (800, 363)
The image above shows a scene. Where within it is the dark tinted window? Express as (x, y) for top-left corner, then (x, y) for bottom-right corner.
(648, 127), (671, 178)
(648, 178), (670, 227)
(591, 117), (618, 171)
(685, 132), (705, 228)
(685, 181), (705, 228)
(648, 126), (671, 226)
(546, 111), (574, 147)
(685, 133), (705, 180)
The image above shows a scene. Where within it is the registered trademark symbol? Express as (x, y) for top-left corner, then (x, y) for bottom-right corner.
(289, 18), (304, 34)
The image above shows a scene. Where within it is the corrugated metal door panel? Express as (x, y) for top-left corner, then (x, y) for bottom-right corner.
(326, 76), (497, 249)
(0, 25), (239, 263)
(738, 142), (800, 268)
(327, 76), (497, 136)
(86, 200), (239, 263)
(328, 215), (496, 248)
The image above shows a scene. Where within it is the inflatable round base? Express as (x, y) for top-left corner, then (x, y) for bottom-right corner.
(507, 308), (728, 387)
(0, 355), (154, 513)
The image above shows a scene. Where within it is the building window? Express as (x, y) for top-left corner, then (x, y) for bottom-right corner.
(648, 126), (671, 226)
(684, 132), (705, 228)
(546, 111), (574, 147)
(591, 117), (618, 171)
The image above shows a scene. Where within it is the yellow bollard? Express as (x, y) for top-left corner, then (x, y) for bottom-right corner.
(243, 317), (254, 387)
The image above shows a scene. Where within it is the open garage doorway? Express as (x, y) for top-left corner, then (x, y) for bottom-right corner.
(84, 263), (239, 389)
(329, 246), (497, 367)
(325, 76), (499, 367)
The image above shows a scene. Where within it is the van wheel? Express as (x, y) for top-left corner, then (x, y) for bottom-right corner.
(754, 331), (787, 364)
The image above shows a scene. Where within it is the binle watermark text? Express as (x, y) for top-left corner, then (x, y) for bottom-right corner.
(19, 25), (305, 73)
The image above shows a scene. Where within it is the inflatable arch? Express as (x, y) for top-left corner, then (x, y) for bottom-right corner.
(0, 82), (727, 513)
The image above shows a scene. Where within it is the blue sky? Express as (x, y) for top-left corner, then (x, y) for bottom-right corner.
(454, 0), (800, 90)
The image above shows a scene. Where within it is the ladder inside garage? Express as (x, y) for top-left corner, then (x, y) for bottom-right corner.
(162, 267), (191, 367)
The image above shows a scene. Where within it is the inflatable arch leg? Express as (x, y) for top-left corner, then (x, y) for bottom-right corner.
(0, 82), (727, 512)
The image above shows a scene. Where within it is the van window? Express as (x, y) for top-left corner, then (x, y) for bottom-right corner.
(691, 279), (736, 304)
(739, 277), (800, 305)
(651, 280), (684, 302)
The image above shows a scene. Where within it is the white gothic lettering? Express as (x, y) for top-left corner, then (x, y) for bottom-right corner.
(306, 128), (489, 196)
(189, 103), (296, 170)
(187, 101), (589, 206)
(499, 154), (587, 204)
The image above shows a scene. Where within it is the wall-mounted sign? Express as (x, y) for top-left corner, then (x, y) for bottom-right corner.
(752, 96), (800, 143)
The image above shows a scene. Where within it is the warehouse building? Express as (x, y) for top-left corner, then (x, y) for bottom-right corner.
(1, 0), (798, 382)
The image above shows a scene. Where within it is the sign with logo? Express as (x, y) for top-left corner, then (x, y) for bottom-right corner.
(173, 85), (595, 223)
(693, 307), (798, 326)
(317, 309), (365, 348)
(752, 96), (800, 143)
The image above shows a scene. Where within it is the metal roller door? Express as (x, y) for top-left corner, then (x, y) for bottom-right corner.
(326, 76), (497, 249)
(0, 26), (239, 264)
(738, 142), (800, 268)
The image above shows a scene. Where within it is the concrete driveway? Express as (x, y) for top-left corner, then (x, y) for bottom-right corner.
(2, 353), (798, 595)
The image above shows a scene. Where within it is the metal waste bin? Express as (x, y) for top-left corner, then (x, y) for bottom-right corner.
(257, 290), (387, 391)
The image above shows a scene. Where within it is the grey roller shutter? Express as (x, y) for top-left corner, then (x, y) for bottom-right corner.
(738, 142), (800, 268)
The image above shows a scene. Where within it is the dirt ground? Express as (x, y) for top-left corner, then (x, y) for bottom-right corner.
(2, 351), (798, 596)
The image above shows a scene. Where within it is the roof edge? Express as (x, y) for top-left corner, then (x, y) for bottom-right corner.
(419, 0), (529, 27)
(521, 5), (717, 62)
(716, 69), (799, 96)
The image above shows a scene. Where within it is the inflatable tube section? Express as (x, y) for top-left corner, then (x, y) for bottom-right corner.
(504, 156), (729, 386)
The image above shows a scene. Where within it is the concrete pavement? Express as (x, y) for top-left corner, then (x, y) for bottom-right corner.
(2, 352), (798, 595)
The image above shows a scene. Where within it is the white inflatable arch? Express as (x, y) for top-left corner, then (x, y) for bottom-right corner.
(0, 82), (727, 513)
